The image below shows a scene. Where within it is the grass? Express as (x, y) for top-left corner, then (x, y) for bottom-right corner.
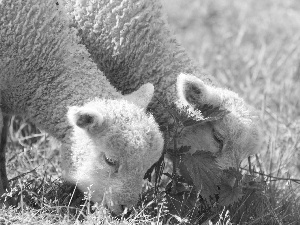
(1, 0), (300, 224)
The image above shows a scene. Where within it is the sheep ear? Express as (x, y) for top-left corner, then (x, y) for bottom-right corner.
(177, 73), (220, 109)
(67, 106), (104, 134)
(124, 83), (154, 109)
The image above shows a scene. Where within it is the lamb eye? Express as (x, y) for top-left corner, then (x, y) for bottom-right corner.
(103, 154), (118, 167)
(212, 129), (224, 150)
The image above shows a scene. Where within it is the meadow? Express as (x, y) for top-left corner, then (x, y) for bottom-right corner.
(1, 0), (300, 224)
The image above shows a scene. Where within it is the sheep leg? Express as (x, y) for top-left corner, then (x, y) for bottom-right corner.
(0, 115), (9, 201)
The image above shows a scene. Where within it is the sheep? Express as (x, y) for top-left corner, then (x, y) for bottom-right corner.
(0, 0), (164, 214)
(63, 0), (262, 169)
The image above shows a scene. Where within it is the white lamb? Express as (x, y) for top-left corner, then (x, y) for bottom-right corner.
(64, 0), (262, 169)
(0, 0), (163, 214)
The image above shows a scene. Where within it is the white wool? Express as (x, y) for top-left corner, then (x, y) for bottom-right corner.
(0, 0), (163, 214)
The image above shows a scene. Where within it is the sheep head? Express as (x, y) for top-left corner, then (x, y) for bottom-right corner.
(176, 73), (262, 169)
(64, 83), (163, 214)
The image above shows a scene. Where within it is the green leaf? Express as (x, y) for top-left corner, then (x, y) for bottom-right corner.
(218, 183), (243, 206)
(222, 167), (243, 183)
(181, 151), (222, 201)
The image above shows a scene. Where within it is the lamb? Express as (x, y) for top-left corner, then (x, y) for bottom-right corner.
(63, 0), (262, 169)
(0, 0), (164, 214)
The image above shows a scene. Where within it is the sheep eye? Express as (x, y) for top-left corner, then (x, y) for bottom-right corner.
(103, 154), (118, 167)
(212, 129), (224, 150)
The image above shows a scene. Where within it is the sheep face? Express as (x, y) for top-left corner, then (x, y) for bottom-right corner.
(176, 73), (262, 168)
(65, 92), (163, 214)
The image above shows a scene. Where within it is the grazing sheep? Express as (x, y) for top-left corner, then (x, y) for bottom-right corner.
(64, 0), (262, 169)
(0, 0), (163, 214)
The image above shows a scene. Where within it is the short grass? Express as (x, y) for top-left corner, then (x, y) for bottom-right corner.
(1, 0), (300, 224)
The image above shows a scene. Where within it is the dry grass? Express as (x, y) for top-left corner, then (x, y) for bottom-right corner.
(1, 0), (300, 224)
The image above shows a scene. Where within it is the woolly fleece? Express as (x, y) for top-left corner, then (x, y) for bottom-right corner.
(0, 0), (163, 214)
(64, 0), (262, 168)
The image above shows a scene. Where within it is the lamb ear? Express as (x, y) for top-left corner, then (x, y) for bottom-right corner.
(67, 106), (105, 134)
(177, 73), (220, 108)
(124, 83), (154, 109)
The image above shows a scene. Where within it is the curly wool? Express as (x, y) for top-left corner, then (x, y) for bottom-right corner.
(62, 0), (218, 126)
(0, 0), (120, 138)
(64, 0), (209, 98)
(64, 0), (262, 168)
